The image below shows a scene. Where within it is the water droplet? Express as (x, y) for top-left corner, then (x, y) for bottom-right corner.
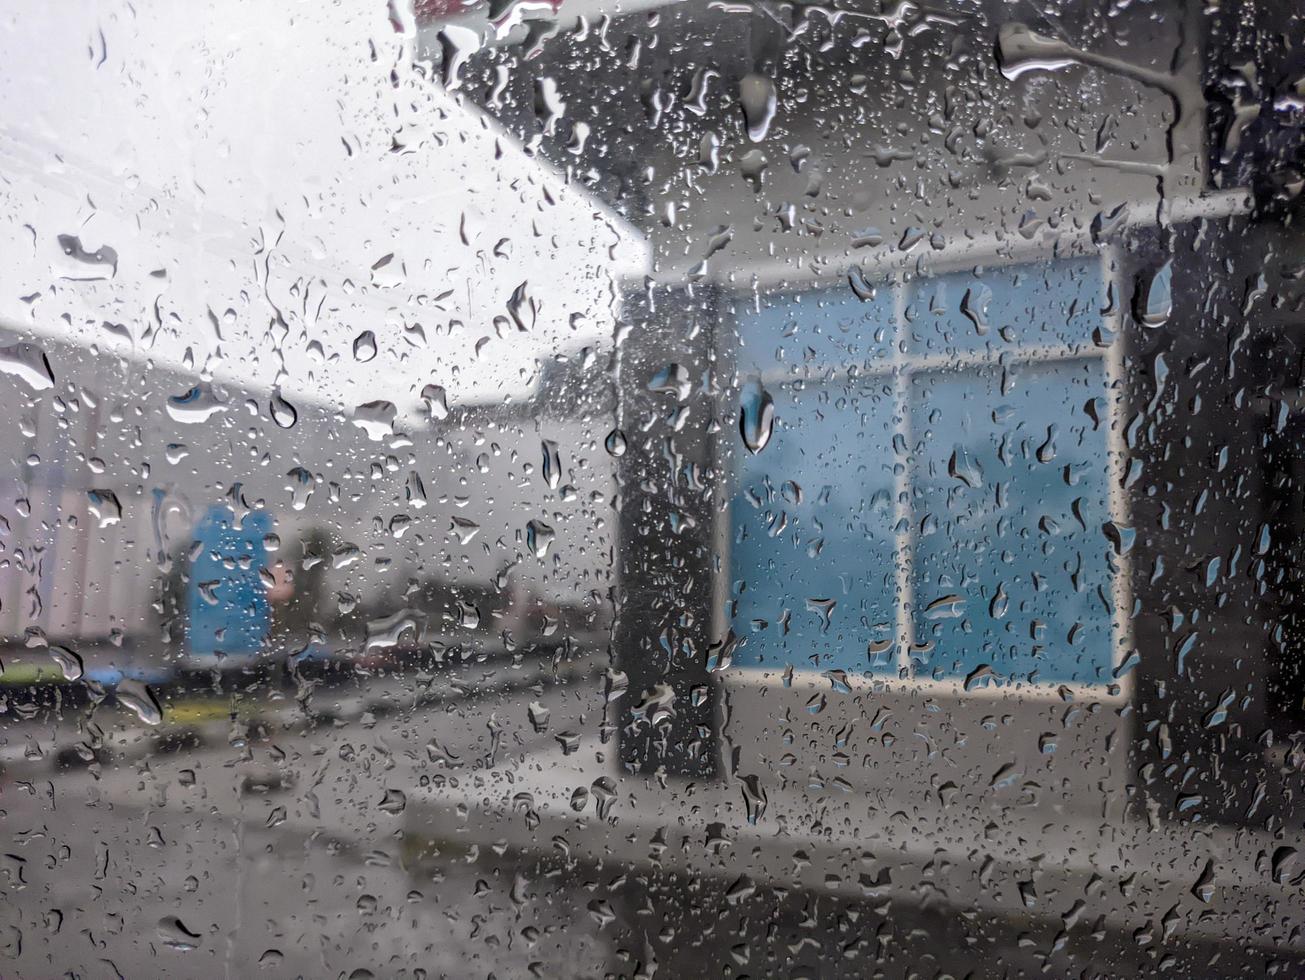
(849, 265), (877, 301)
(868, 638), (895, 668)
(739, 381), (775, 454)
(1036, 424), (1058, 463)
(405, 470), (428, 508)
(823, 669), (851, 694)
(739, 73), (777, 142)
(706, 629), (742, 672)
(963, 663), (998, 692)
(1134, 261), (1173, 328)
(740, 773), (768, 824)
(351, 401), (396, 441)
(1272, 846), (1300, 884)
(960, 284), (992, 335)
(1192, 859), (1216, 903)
(555, 730), (580, 754)
(507, 281), (536, 332)
(632, 683), (675, 726)
(541, 439), (561, 489)
(604, 429), (627, 457)
(0, 343), (55, 392)
(268, 390), (297, 429)
(421, 384), (449, 421)
(948, 446), (983, 488)
(378, 788), (407, 815)
(117, 681), (162, 726)
(450, 516), (480, 544)
(725, 876), (757, 906)
(648, 363), (691, 401)
(526, 520), (555, 559)
(156, 915), (201, 951)
(353, 330), (377, 362)
(996, 24), (1077, 81)
(167, 384), (228, 424)
(806, 598), (836, 633)
(1102, 521), (1136, 556)
(86, 489), (122, 528)
(603, 668), (629, 701)
(528, 701), (551, 733)
(924, 594), (966, 619)
(48, 644), (83, 682)
(738, 149), (768, 193)
(365, 609), (425, 651)
(287, 467), (315, 511)
(590, 777), (617, 819)
(56, 233), (118, 280)
(439, 24), (481, 89)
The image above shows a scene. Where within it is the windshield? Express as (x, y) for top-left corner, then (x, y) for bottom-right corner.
(0, 0), (1302, 976)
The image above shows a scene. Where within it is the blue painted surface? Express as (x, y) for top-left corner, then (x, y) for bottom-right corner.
(186, 506), (272, 661)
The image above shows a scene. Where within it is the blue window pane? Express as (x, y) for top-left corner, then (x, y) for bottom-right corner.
(904, 257), (1106, 359)
(909, 358), (1112, 685)
(737, 283), (895, 379)
(730, 377), (898, 673)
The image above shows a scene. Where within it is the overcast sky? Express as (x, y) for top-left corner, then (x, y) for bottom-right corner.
(0, 0), (648, 417)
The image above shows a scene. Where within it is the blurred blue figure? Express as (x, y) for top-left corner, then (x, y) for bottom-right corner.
(186, 505), (272, 668)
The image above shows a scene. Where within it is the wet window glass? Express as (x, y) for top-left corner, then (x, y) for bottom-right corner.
(2, 0), (1305, 976)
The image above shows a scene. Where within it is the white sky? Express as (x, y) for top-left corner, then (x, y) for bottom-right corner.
(0, 0), (649, 417)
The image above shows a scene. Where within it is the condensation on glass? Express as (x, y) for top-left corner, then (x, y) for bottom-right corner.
(0, 0), (1303, 976)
